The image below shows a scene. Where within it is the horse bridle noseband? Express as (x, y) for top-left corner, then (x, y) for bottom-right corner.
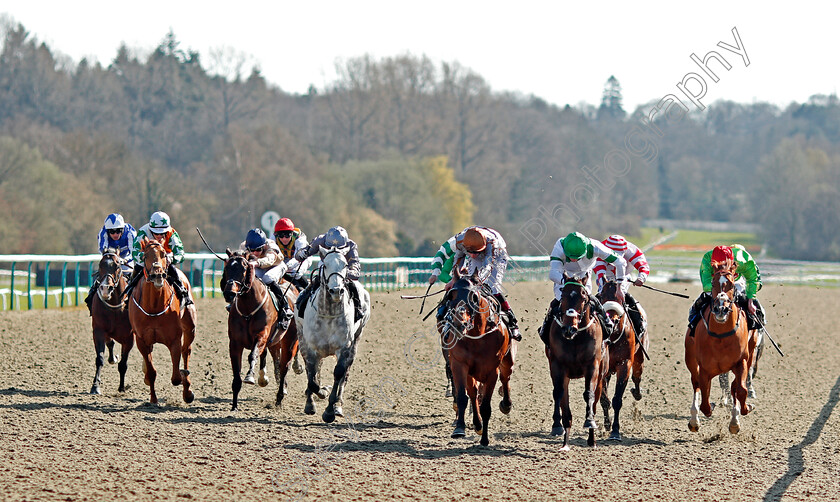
(439, 283), (499, 346)
(225, 255), (270, 319)
(97, 252), (126, 310)
(555, 281), (595, 340)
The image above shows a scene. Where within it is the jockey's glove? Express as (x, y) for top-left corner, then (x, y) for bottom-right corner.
(294, 249), (309, 262)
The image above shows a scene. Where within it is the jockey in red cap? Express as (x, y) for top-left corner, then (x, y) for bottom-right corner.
(273, 217), (311, 292)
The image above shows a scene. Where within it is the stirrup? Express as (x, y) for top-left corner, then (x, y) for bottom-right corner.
(509, 326), (522, 341)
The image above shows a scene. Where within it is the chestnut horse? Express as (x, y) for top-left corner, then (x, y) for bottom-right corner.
(128, 238), (197, 404)
(222, 249), (299, 411)
(89, 249), (134, 395)
(441, 272), (514, 446)
(597, 279), (640, 441)
(685, 263), (757, 434)
(545, 276), (608, 449)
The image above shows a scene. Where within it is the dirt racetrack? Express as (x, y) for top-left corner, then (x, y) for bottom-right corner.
(1, 282), (839, 501)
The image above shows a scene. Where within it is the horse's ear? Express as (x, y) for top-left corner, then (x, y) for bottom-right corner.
(318, 245), (329, 256)
(226, 248), (232, 258)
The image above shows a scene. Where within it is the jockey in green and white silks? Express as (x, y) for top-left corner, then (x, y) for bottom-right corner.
(539, 232), (628, 346)
(124, 211), (193, 307)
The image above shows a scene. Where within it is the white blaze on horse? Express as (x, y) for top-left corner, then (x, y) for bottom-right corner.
(296, 246), (371, 423)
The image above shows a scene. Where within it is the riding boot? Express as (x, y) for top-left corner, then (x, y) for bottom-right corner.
(348, 281), (364, 322)
(268, 281), (293, 331)
(296, 276), (320, 319)
(492, 293), (521, 341)
(167, 264), (193, 307)
(293, 276), (309, 292)
(687, 291), (711, 337)
(122, 265), (144, 306)
(737, 295), (763, 330)
(625, 293), (646, 337)
(590, 296), (615, 338)
(84, 281), (98, 315)
(538, 298), (560, 346)
(753, 297), (766, 326)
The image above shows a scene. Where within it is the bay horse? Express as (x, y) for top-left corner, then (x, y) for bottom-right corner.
(596, 279), (642, 441)
(684, 263), (757, 433)
(89, 249), (134, 395)
(128, 238), (197, 404)
(222, 249), (299, 411)
(296, 246), (370, 423)
(545, 275), (608, 449)
(441, 271), (514, 446)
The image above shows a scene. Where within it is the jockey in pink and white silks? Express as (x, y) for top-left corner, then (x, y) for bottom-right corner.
(432, 226), (522, 341)
(538, 232), (628, 346)
(594, 234), (649, 337)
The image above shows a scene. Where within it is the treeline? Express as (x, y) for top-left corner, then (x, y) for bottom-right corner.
(1, 21), (839, 260)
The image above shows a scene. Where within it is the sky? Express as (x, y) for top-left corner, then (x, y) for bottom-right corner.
(1, 1), (838, 112)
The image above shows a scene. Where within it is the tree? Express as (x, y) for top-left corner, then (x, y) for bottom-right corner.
(597, 75), (626, 120)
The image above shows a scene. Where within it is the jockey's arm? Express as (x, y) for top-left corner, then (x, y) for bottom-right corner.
(548, 258), (566, 286)
(168, 230), (185, 265)
(738, 259), (761, 298)
(699, 251), (714, 293)
(592, 240), (628, 286)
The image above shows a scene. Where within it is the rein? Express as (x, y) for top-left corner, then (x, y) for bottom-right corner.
(702, 306), (743, 338)
(131, 289), (174, 317)
(96, 253), (126, 310)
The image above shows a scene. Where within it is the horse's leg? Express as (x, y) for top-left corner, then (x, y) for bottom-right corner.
(117, 338), (133, 393)
(167, 334), (183, 388)
(243, 338), (260, 385)
(685, 332), (701, 432)
(107, 338), (119, 364)
(747, 330), (761, 398)
(179, 311), (196, 403)
(549, 360), (566, 439)
(443, 347), (454, 399)
(258, 340), (270, 387)
(450, 362), (469, 439)
(583, 360), (599, 432)
(600, 373), (612, 431)
(479, 374), (498, 446)
(137, 340), (158, 404)
(91, 328), (107, 395)
(498, 347), (514, 415)
(229, 340), (244, 411)
(323, 344), (358, 423)
(609, 361), (631, 441)
(698, 369), (714, 418)
(560, 375), (573, 451)
(730, 357), (750, 434)
(303, 351), (320, 415)
(718, 373), (730, 407)
(469, 378), (481, 433)
(631, 333), (646, 401)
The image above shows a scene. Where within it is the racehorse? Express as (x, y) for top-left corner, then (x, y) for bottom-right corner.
(128, 238), (197, 404)
(441, 271), (514, 446)
(222, 249), (299, 411)
(296, 246), (370, 423)
(89, 249), (134, 395)
(685, 263), (757, 434)
(545, 275), (608, 449)
(597, 279), (643, 441)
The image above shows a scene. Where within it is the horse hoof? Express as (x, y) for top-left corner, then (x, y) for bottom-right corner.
(292, 358), (304, 375)
(316, 386), (331, 400)
(90, 386), (101, 395)
(499, 401), (512, 414)
(243, 375), (256, 385)
(729, 422), (740, 434)
(108, 356), (119, 365)
(231, 404), (238, 412)
(184, 391), (195, 404)
(748, 389), (756, 399)
(480, 437), (489, 446)
(474, 424), (483, 434)
(559, 444), (571, 452)
(304, 402), (316, 415)
(258, 377), (269, 387)
(171, 378), (182, 387)
(688, 421), (699, 432)
(608, 432), (622, 441)
(631, 388), (642, 401)
(445, 388), (453, 398)
(451, 427), (466, 438)
(333, 406), (343, 417)
(179, 369), (190, 377)
(322, 411), (336, 423)
(550, 426), (566, 437)
(583, 419), (598, 430)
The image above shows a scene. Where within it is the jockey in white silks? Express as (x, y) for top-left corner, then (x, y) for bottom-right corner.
(431, 226), (521, 341)
(538, 231), (628, 346)
(294, 226), (365, 322)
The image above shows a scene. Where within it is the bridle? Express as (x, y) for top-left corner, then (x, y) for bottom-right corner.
(438, 279), (498, 346)
(225, 254), (268, 319)
(132, 240), (174, 317)
(96, 251), (125, 310)
(704, 269), (742, 338)
(555, 281), (595, 340)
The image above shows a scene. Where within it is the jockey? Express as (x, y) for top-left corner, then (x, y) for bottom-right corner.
(594, 234), (649, 338)
(84, 213), (138, 313)
(294, 226), (365, 322)
(273, 217), (311, 291)
(430, 226), (521, 341)
(229, 228), (294, 330)
(428, 229), (467, 285)
(687, 244), (765, 336)
(124, 211), (193, 307)
(539, 231), (628, 346)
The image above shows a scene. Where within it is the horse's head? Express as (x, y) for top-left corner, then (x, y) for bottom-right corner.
(97, 248), (124, 301)
(141, 238), (167, 288)
(599, 279), (625, 305)
(320, 246), (348, 303)
(559, 279), (592, 339)
(442, 272), (485, 335)
(223, 248), (254, 303)
(711, 262), (737, 323)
